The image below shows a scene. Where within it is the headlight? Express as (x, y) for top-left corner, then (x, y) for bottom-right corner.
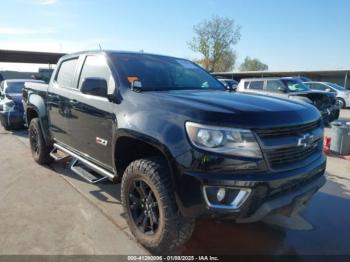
(3, 101), (15, 111)
(185, 122), (262, 158)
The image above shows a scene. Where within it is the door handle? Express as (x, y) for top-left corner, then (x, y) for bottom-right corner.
(69, 99), (79, 105)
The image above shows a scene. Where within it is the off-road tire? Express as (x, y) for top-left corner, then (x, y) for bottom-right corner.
(2, 121), (11, 131)
(121, 158), (195, 254)
(29, 118), (54, 165)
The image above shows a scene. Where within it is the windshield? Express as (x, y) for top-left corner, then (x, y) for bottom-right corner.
(327, 83), (347, 91)
(112, 53), (224, 91)
(5, 82), (25, 94)
(282, 79), (310, 92)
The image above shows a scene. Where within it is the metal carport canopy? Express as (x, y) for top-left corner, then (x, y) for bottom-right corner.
(213, 69), (350, 80)
(0, 49), (66, 64)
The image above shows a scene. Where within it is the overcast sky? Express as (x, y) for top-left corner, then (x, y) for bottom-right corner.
(1, 0), (349, 72)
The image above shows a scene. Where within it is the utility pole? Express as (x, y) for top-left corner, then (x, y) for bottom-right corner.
(345, 72), (348, 89)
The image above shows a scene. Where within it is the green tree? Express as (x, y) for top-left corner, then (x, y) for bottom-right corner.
(239, 56), (268, 71)
(188, 16), (241, 72)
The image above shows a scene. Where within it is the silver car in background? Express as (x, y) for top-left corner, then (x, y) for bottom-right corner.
(305, 82), (350, 109)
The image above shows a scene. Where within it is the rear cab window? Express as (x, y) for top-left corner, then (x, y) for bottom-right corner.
(55, 58), (79, 89)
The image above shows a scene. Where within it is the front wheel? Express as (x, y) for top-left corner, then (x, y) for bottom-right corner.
(121, 158), (194, 254)
(337, 98), (346, 109)
(28, 118), (54, 165)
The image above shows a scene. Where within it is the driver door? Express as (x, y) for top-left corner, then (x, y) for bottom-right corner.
(67, 54), (116, 170)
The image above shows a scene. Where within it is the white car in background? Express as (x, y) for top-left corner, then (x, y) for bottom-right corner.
(305, 82), (350, 109)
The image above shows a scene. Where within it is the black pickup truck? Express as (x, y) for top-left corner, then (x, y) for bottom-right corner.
(23, 51), (326, 254)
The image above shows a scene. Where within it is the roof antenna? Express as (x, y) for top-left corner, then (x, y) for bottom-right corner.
(98, 43), (102, 51)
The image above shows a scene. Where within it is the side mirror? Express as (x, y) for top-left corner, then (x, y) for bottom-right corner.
(81, 78), (108, 97)
(325, 88), (332, 92)
(278, 86), (287, 93)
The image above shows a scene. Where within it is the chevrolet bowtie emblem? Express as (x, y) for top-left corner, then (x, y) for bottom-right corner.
(297, 133), (315, 148)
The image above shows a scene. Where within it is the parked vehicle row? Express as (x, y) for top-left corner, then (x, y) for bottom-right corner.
(305, 81), (350, 109)
(22, 50), (327, 254)
(0, 79), (44, 130)
(236, 77), (340, 124)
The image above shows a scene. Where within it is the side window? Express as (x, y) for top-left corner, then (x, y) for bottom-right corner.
(78, 55), (114, 92)
(304, 83), (312, 89)
(315, 84), (328, 91)
(249, 81), (264, 90)
(244, 81), (249, 88)
(56, 58), (78, 88)
(266, 80), (284, 92)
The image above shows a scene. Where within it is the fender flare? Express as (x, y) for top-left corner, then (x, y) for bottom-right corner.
(26, 94), (52, 144)
(114, 128), (177, 168)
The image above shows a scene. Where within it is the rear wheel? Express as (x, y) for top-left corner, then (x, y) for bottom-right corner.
(2, 121), (11, 130)
(121, 158), (194, 254)
(29, 118), (54, 165)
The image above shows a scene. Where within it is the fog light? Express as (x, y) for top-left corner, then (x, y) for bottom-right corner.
(217, 188), (226, 202)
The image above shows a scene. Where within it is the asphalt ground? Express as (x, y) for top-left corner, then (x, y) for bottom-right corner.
(0, 110), (349, 256)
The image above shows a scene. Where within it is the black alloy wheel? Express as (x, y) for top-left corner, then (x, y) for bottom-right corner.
(30, 127), (39, 154)
(128, 179), (160, 235)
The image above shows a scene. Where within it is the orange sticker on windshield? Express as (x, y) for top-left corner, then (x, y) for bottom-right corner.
(128, 76), (139, 83)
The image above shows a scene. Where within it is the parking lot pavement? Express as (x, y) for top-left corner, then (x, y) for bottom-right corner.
(0, 129), (147, 255)
(1, 110), (350, 255)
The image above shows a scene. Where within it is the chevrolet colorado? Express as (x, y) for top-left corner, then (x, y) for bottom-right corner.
(23, 51), (326, 253)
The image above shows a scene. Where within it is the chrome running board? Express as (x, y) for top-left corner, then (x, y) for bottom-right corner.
(70, 158), (109, 184)
(53, 143), (116, 183)
(50, 147), (70, 161)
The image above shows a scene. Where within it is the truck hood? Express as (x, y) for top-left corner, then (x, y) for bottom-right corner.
(146, 90), (320, 128)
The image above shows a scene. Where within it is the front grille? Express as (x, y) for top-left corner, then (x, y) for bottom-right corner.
(254, 119), (321, 138)
(265, 139), (321, 168)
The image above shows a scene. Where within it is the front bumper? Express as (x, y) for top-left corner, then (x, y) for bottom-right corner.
(0, 110), (25, 128)
(237, 174), (325, 222)
(175, 154), (326, 222)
